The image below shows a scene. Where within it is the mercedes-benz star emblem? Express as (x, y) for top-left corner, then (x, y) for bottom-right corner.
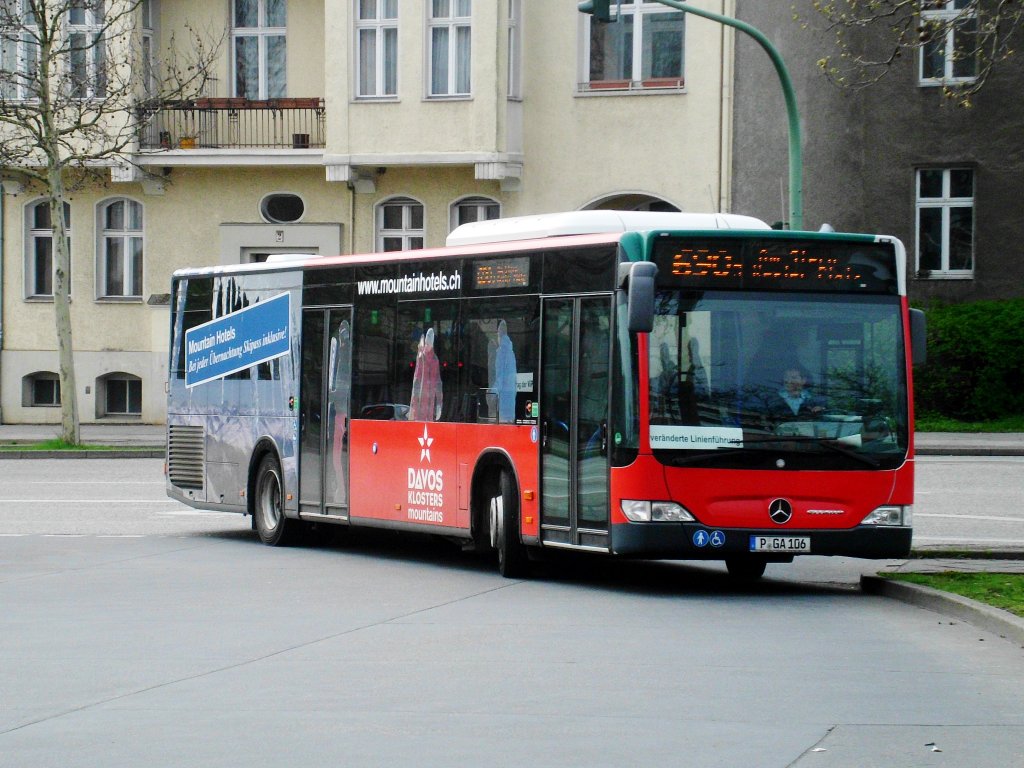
(769, 498), (793, 525)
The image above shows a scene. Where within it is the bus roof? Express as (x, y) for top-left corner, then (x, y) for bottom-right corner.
(446, 210), (772, 246)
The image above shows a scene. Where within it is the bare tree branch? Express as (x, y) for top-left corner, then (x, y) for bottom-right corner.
(0, 0), (223, 442)
(804, 0), (1023, 107)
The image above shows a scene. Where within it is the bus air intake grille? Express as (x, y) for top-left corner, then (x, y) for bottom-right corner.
(168, 425), (205, 490)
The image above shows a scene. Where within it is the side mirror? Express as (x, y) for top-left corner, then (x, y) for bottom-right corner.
(909, 308), (927, 366)
(619, 261), (657, 334)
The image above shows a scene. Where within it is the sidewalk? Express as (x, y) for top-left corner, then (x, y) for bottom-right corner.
(2, 424), (1023, 454)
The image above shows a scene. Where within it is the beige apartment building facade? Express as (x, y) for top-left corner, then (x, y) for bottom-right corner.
(0, 0), (736, 424)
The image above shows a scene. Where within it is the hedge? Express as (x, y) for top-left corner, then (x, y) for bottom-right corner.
(913, 298), (1024, 420)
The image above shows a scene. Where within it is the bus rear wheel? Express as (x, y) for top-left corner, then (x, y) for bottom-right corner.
(489, 470), (529, 578)
(254, 455), (299, 546)
(725, 556), (767, 580)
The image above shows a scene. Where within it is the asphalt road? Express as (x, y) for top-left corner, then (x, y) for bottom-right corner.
(1, 458), (1022, 767)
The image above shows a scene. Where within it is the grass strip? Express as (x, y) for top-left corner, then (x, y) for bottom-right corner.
(915, 414), (1024, 432)
(883, 572), (1024, 618)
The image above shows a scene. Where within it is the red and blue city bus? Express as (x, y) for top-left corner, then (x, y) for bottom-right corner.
(166, 211), (925, 578)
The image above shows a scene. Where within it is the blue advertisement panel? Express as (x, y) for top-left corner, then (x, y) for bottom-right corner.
(185, 292), (291, 388)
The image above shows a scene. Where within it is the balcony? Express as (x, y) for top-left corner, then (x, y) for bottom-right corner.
(137, 98), (325, 151)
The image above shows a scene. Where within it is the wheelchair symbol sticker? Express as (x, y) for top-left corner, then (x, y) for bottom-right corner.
(709, 530), (726, 548)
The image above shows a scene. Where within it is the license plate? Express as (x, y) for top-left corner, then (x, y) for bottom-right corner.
(749, 536), (810, 553)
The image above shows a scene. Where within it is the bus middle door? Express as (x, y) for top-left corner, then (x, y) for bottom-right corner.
(299, 306), (353, 519)
(540, 296), (612, 551)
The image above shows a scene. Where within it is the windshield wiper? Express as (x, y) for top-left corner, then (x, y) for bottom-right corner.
(729, 435), (881, 468)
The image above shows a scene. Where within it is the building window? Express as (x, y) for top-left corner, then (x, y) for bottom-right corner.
(98, 198), (144, 298)
(451, 196), (499, 231)
(581, 2), (684, 91)
(141, 0), (156, 97)
(99, 373), (142, 417)
(232, 0), (286, 99)
(919, 1), (978, 85)
(259, 192), (304, 223)
(355, 0), (397, 98)
(376, 196), (424, 251)
(1, 0), (40, 100)
(25, 200), (71, 298)
(507, 0), (521, 99)
(23, 372), (60, 407)
(916, 168), (974, 278)
(68, 0), (107, 98)
(427, 0), (471, 97)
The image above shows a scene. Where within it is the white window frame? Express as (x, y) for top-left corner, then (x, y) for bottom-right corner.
(915, 167), (975, 279)
(231, 0), (286, 100)
(919, 0), (978, 86)
(450, 195), (500, 232)
(506, 0), (521, 99)
(1, 0), (40, 101)
(427, 0), (471, 98)
(579, 1), (685, 92)
(376, 196), (425, 252)
(140, 0), (156, 97)
(67, 0), (107, 99)
(355, 0), (398, 99)
(97, 197), (144, 299)
(24, 199), (71, 299)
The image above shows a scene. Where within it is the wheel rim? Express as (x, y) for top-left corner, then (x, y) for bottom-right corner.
(489, 493), (503, 550)
(258, 467), (282, 532)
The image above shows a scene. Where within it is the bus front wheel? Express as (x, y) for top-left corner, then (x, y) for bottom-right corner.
(254, 455), (299, 546)
(489, 470), (529, 578)
(725, 556), (767, 580)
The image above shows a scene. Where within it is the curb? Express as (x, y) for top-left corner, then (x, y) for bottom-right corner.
(916, 447), (1024, 457)
(861, 575), (1024, 648)
(0, 449), (165, 459)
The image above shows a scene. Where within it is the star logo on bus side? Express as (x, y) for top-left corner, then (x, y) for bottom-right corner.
(418, 426), (433, 463)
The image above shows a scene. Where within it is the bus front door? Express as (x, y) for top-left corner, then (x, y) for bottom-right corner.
(540, 296), (612, 550)
(299, 306), (353, 519)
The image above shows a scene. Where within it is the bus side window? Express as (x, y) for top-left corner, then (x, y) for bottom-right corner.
(397, 301), (459, 422)
(352, 304), (395, 418)
(461, 297), (539, 425)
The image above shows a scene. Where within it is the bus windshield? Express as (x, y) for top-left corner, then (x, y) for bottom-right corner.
(648, 291), (909, 470)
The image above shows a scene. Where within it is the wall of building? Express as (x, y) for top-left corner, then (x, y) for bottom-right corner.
(521, 1), (734, 214)
(733, 0), (1024, 303)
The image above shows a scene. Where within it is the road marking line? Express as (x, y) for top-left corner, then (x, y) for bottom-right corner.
(0, 500), (183, 504)
(915, 513), (1022, 522)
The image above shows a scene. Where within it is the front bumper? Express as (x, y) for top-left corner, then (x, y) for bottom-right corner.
(611, 522), (912, 560)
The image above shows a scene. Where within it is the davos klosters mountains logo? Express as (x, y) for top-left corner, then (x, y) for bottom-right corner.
(408, 425), (444, 524)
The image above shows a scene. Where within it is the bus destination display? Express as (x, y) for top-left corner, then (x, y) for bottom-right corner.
(655, 239), (897, 294)
(473, 257), (530, 290)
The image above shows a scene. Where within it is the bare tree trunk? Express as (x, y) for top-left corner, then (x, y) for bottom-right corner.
(48, 169), (79, 445)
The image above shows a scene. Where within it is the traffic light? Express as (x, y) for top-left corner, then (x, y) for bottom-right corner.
(578, 0), (612, 23)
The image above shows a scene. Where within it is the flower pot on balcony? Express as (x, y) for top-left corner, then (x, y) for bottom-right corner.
(179, 136), (197, 149)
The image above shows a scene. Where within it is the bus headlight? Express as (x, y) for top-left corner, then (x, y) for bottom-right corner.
(621, 500), (695, 523)
(860, 505), (912, 526)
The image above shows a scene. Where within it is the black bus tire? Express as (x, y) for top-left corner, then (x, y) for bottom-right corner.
(491, 470), (529, 578)
(725, 556), (767, 580)
(254, 454), (298, 546)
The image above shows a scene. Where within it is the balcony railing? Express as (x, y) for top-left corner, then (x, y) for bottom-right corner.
(137, 97), (325, 151)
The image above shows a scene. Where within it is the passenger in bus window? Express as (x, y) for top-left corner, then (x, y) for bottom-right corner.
(493, 319), (517, 422)
(410, 327), (443, 421)
(768, 365), (826, 420)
